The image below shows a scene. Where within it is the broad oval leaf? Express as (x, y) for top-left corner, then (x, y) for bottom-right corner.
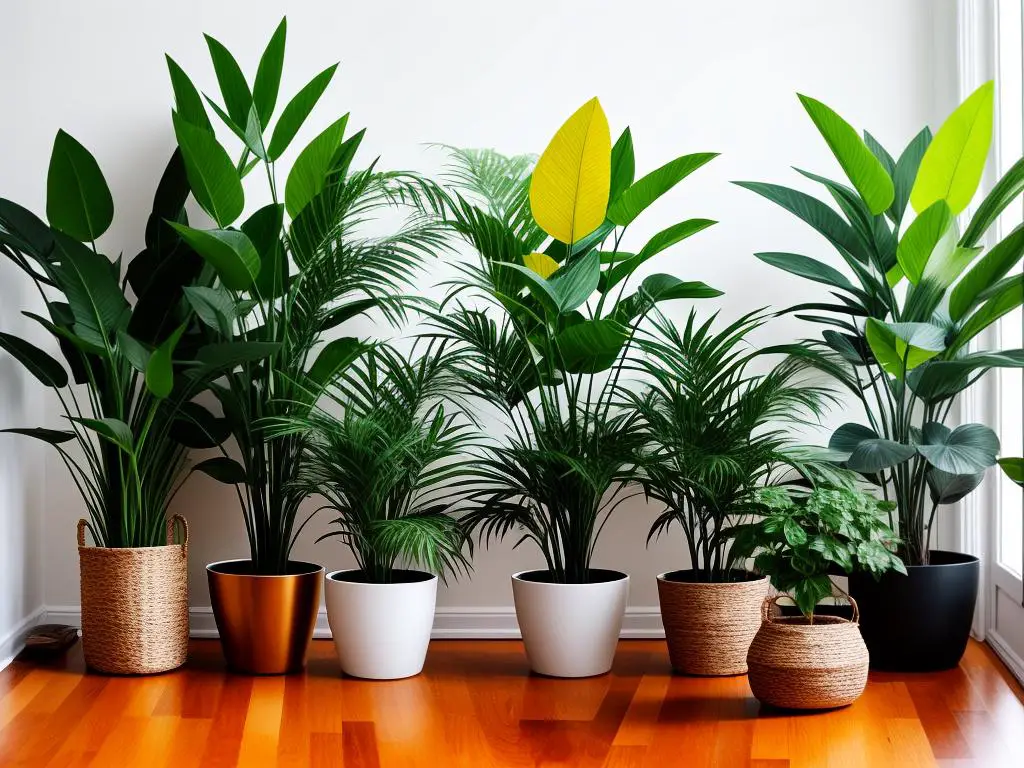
(829, 422), (878, 454)
(927, 468), (986, 505)
(524, 252), (559, 279)
(917, 422), (999, 474)
(846, 438), (917, 473)
(0, 332), (67, 387)
(193, 456), (247, 485)
(184, 286), (235, 337)
(284, 114), (349, 218)
(554, 318), (628, 373)
(46, 130), (113, 242)
(998, 457), (1024, 487)
(266, 63), (338, 161)
(307, 336), (364, 389)
(798, 94), (894, 215)
(51, 233), (130, 349)
(608, 152), (718, 226)
(530, 98), (611, 244)
(897, 200), (953, 284)
(170, 402), (230, 449)
(168, 223), (260, 290)
(910, 81), (994, 215)
(172, 112), (243, 227)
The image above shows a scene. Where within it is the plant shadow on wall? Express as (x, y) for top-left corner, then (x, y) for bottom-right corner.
(738, 84), (1024, 670)
(265, 341), (475, 679)
(161, 17), (447, 673)
(428, 99), (723, 677)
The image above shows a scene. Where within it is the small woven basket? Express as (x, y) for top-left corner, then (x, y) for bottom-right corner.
(657, 572), (768, 675)
(78, 516), (189, 675)
(746, 595), (869, 710)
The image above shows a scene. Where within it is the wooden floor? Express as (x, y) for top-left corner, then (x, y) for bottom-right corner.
(1, 639), (1022, 767)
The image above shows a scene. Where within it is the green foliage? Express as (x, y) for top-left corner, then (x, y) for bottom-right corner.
(731, 487), (905, 620)
(266, 342), (473, 583)
(738, 86), (1024, 565)
(626, 310), (843, 582)
(168, 19), (446, 574)
(431, 128), (719, 583)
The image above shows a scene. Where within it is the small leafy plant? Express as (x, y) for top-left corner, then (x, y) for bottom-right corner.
(732, 486), (906, 620)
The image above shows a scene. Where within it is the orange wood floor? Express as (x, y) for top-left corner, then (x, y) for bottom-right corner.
(1, 639), (1022, 767)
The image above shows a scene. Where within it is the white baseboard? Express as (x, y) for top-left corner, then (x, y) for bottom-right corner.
(987, 630), (1024, 686)
(43, 604), (666, 641)
(0, 606), (46, 670)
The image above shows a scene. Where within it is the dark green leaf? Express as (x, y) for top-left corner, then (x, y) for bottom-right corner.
(608, 153), (717, 226)
(998, 457), (1024, 486)
(602, 218), (715, 293)
(71, 416), (133, 454)
(170, 402), (230, 449)
(949, 225), (1024, 322)
(145, 324), (186, 398)
(51, 233), (129, 349)
(927, 468), (986, 505)
(755, 251), (859, 294)
(549, 248), (599, 311)
(846, 439), (917, 472)
(46, 130), (113, 242)
(172, 111), (243, 227)
(284, 114), (348, 218)
(307, 337), (364, 389)
(962, 156), (1024, 247)
(253, 18), (287, 127)
(0, 332), (67, 387)
(609, 127), (634, 204)
(168, 223), (260, 290)
(183, 285), (235, 337)
(241, 203), (286, 299)
(193, 456), (247, 484)
(554, 319), (627, 373)
(0, 427), (76, 445)
(115, 330), (151, 373)
(890, 128), (932, 225)
(165, 56), (211, 130)
(266, 63), (338, 161)
(204, 33), (253, 125)
(917, 422), (999, 474)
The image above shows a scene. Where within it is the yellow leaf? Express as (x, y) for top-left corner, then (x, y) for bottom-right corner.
(530, 98), (611, 244)
(524, 252), (559, 279)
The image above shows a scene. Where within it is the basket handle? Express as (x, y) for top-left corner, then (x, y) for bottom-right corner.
(761, 594), (860, 624)
(76, 519), (88, 547)
(166, 514), (188, 552)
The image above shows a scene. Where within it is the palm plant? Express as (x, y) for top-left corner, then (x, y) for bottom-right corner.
(0, 133), (259, 547)
(430, 99), (722, 583)
(625, 310), (842, 582)
(164, 19), (446, 574)
(266, 341), (473, 583)
(736, 84), (1024, 565)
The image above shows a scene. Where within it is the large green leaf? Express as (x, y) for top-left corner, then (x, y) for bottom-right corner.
(865, 319), (946, 378)
(46, 130), (113, 242)
(71, 416), (134, 455)
(917, 422), (999, 474)
(51, 233), (129, 349)
(0, 427), (76, 445)
(307, 337), (364, 389)
(554, 319), (628, 373)
(890, 128), (931, 224)
(204, 33), (253, 125)
(607, 153), (717, 226)
(165, 56), (211, 130)
(949, 224), (1024, 321)
(550, 248), (600, 312)
(115, 329), (151, 373)
(284, 114), (349, 218)
(601, 218), (714, 292)
(829, 423), (879, 454)
(253, 18), (286, 127)
(266, 63), (338, 161)
(798, 94), (894, 215)
(241, 203), (286, 299)
(847, 439), (917, 473)
(172, 112), (243, 227)
(962, 156), (1024, 247)
(910, 81), (994, 215)
(0, 332), (67, 387)
(193, 456), (247, 484)
(897, 200), (953, 284)
(754, 252), (859, 294)
(183, 285), (235, 337)
(927, 468), (986, 505)
(496, 263), (559, 316)
(950, 276), (1024, 354)
(609, 128), (635, 204)
(168, 223), (259, 290)
(907, 350), (1024, 401)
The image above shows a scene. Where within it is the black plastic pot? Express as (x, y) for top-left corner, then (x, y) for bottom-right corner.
(847, 550), (979, 671)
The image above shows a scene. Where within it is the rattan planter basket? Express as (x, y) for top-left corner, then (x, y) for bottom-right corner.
(746, 595), (868, 710)
(78, 515), (189, 675)
(657, 571), (768, 676)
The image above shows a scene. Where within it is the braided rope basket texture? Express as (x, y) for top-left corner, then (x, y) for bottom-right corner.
(78, 515), (189, 675)
(746, 595), (869, 710)
(657, 572), (769, 676)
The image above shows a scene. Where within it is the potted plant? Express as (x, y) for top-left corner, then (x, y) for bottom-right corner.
(737, 84), (1024, 670)
(626, 309), (840, 675)
(735, 486), (905, 710)
(0, 131), (256, 672)
(165, 19), (445, 673)
(268, 342), (472, 679)
(431, 99), (722, 677)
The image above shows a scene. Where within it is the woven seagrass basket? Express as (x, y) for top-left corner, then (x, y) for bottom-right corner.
(657, 571), (769, 675)
(78, 515), (189, 675)
(746, 595), (869, 710)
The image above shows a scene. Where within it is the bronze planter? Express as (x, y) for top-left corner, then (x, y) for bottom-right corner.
(207, 559), (323, 674)
(656, 570), (769, 676)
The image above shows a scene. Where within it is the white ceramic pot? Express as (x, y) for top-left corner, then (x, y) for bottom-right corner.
(511, 569), (629, 677)
(324, 569), (438, 680)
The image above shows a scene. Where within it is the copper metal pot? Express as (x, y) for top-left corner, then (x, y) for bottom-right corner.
(207, 559), (323, 674)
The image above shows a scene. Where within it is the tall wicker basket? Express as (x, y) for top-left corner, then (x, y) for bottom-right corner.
(78, 515), (189, 675)
(746, 595), (869, 710)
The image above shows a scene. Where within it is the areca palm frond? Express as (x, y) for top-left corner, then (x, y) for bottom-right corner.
(627, 309), (843, 582)
(267, 340), (474, 583)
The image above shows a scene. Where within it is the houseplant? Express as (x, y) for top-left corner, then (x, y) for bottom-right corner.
(166, 19), (445, 673)
(626, 309), (839, 675)
(432, 99), (722, 676)
(736, 486), (905, 709)
(268, 341), (472, 679)
(0, 134), (259, 672)
(737, 84), (1024, 669)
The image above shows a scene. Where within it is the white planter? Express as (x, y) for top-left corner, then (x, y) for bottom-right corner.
(324, 569), (438, 680)
(511, 569), (629, 677)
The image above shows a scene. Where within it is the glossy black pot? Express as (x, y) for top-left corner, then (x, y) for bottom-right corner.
(848, 550), (979, 671)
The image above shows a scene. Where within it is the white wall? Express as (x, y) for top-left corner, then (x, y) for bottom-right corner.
(0, 0), (960, 633)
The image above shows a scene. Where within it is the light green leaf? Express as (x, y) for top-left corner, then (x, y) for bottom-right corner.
(608, 152), (717, 226)
(910, 81), (994, 215)
(145, 323), (186, 399)
(897, 200), (953, 284)
(798, 94), (894, 215)
(865, 319), (946, 378)
(71, 416), (134, 455)
(266, 63), (338, 161)
(168, 223), (260, 290)
(46, 130), (113, 242)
